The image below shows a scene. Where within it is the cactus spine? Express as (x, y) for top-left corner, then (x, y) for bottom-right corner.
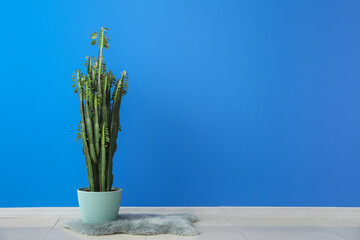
(72, 27), (129, 192)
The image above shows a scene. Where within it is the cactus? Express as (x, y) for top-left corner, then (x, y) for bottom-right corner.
(72, 27), (129, 192)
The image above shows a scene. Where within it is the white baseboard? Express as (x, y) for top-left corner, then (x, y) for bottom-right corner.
(1, 207), (359, 218)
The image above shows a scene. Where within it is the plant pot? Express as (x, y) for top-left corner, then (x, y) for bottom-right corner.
(77, 187), (123, 223)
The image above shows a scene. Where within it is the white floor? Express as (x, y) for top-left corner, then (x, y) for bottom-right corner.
(1, 207), (360, 240)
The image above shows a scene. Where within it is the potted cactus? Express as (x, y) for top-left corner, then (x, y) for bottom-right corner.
(72, 27), (129, 223)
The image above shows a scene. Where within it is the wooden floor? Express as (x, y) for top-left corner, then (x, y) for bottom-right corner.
(0, 207), (359, 240)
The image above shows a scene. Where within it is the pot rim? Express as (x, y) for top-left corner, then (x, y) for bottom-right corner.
(78, 187), (123, 192)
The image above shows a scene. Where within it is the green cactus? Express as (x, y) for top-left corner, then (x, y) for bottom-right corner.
(72, 27), (129, 192)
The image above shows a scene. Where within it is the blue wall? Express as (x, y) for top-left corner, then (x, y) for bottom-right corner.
(1, 0), (360, 207)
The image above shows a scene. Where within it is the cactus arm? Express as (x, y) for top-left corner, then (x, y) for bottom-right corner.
(84, 82), (98, 164)
(96, 28), (106, 191)
(82, 131), (95, 191)
(91, 68), (96, 94)
(97, 27), (104, 93)
(94, 95), (100, 158)
(105, 75), (112, 190)
(99, 74), (108, 191)
(100, 124), (107, 191)
(106, 77), (111, 127)
(87, 77), (95, 113)
(86, 57), (93, 90)
(101, 75), (108, 125)
(87, 57), (92, 75)
(107, 73), (126, 190)
(77, 71), (95, 191)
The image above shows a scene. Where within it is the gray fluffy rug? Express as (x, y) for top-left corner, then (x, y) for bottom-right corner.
(63, 213), (199, 236)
